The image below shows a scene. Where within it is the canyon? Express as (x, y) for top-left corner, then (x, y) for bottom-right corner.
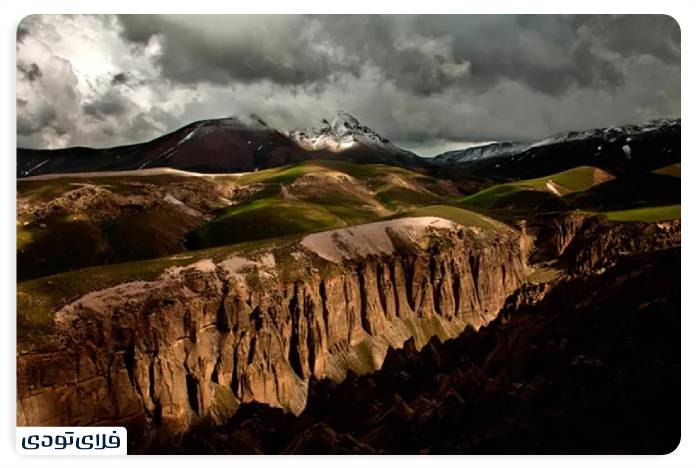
(17, 216), (526, 450)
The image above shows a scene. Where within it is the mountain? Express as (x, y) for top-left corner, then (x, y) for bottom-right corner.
(433, 118), (680, 181)
(17, 116), (314, 177)
(433, 141), (530, 165)
(17, 111), (428, 178)
(288, 110), (427, 168)
(290, 110), (391, 152)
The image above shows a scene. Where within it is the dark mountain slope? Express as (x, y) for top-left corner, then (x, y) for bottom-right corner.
(17, 117), (318, 177)
(17, 112), (430, 178)
(432, 119), (680, 181)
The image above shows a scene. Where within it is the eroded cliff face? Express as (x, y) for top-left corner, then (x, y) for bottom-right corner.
(529, 212), (590, 262)
(561, 218), (681, 274)
(17, 217), (525, 450)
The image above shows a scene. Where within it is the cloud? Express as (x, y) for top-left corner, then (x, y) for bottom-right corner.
(117, 15), (347, 87)
(111, 71), (129, 85)
(17, 14), (680, 154)
(17, 23), (30, 43)
(17, 62), (41, 81)
(83, 89), (129, 120)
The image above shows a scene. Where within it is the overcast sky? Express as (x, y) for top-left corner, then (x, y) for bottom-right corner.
(16, 14), (680, 156)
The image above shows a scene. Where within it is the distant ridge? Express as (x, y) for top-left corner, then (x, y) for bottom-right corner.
(431, 118), (680, 180)
(17, 111), (428, 178)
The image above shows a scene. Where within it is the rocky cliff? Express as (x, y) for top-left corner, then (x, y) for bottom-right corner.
(17, 216), (525, 450)
(175, 247), (679, 455)
(528, 212), (590, 262)
(560, 218), (681, 274)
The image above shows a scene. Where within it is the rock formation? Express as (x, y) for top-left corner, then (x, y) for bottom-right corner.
(16, 216), (525, 450)
(560, 218), (681, 274)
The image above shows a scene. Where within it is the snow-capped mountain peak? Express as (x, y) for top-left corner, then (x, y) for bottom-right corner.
(432, 118), (680, 167)
(289, 110), (390, 152)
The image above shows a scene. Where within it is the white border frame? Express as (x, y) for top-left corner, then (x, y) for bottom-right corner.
(2, 2), (692, 467)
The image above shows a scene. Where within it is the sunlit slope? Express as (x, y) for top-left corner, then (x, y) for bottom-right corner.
(18, 159), (463, 280)
(604, 205), (680, 222)
(457, 164), (680, 223)
(185, 160), (457, 249)
(653, 163), (680, 177)
(459, 166), (613, 212)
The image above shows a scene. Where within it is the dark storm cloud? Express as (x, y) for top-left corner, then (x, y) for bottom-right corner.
(117, 15), (348, 86)
(411, 15), (625, 95)
(17, 14), (680, 152)
(309, 15), (472, 96)
(116, 14), (472, 95)
(17, 63), (41, 81)
(83, 90), (129, 120)
(17, 104), (56, 136)
(17, 24), (29, 43)
(116, 14), (679, 98)
(575, 15), (681, 64)
(111, 72), (130, 86)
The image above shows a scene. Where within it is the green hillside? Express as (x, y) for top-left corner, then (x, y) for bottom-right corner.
(604, 205), (681, 222)
(461, 166), (613, 209)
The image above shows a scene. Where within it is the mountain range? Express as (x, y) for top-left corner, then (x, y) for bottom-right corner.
(17, 111), (426, 177)
(18, 112), (680, 182)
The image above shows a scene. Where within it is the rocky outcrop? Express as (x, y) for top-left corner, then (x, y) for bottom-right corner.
(528, 212), (590, 262)
(561, 218), (681, 274)
(16, 216), (525, 450)
(17, 177), (236, 224)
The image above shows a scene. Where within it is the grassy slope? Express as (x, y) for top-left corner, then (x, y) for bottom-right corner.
(16, 176), (208, 281)
(18, 159), (455, 280)
(458, 165), (681, 225)
(460, 166), (609, 208)
(186, 197), (346, 249)
(604, 205), (681, 222)
(187, 160), (453, 250)
(236, 164), (306, 185)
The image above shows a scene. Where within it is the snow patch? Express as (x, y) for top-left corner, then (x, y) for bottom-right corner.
(163, 193), (203, 217)
(545, 181), (562, 196)
(24, 159), (50, 176)
(163, 259), (217, 278)
(219, 253), (277, 282)
(56, 280), (151, 324)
